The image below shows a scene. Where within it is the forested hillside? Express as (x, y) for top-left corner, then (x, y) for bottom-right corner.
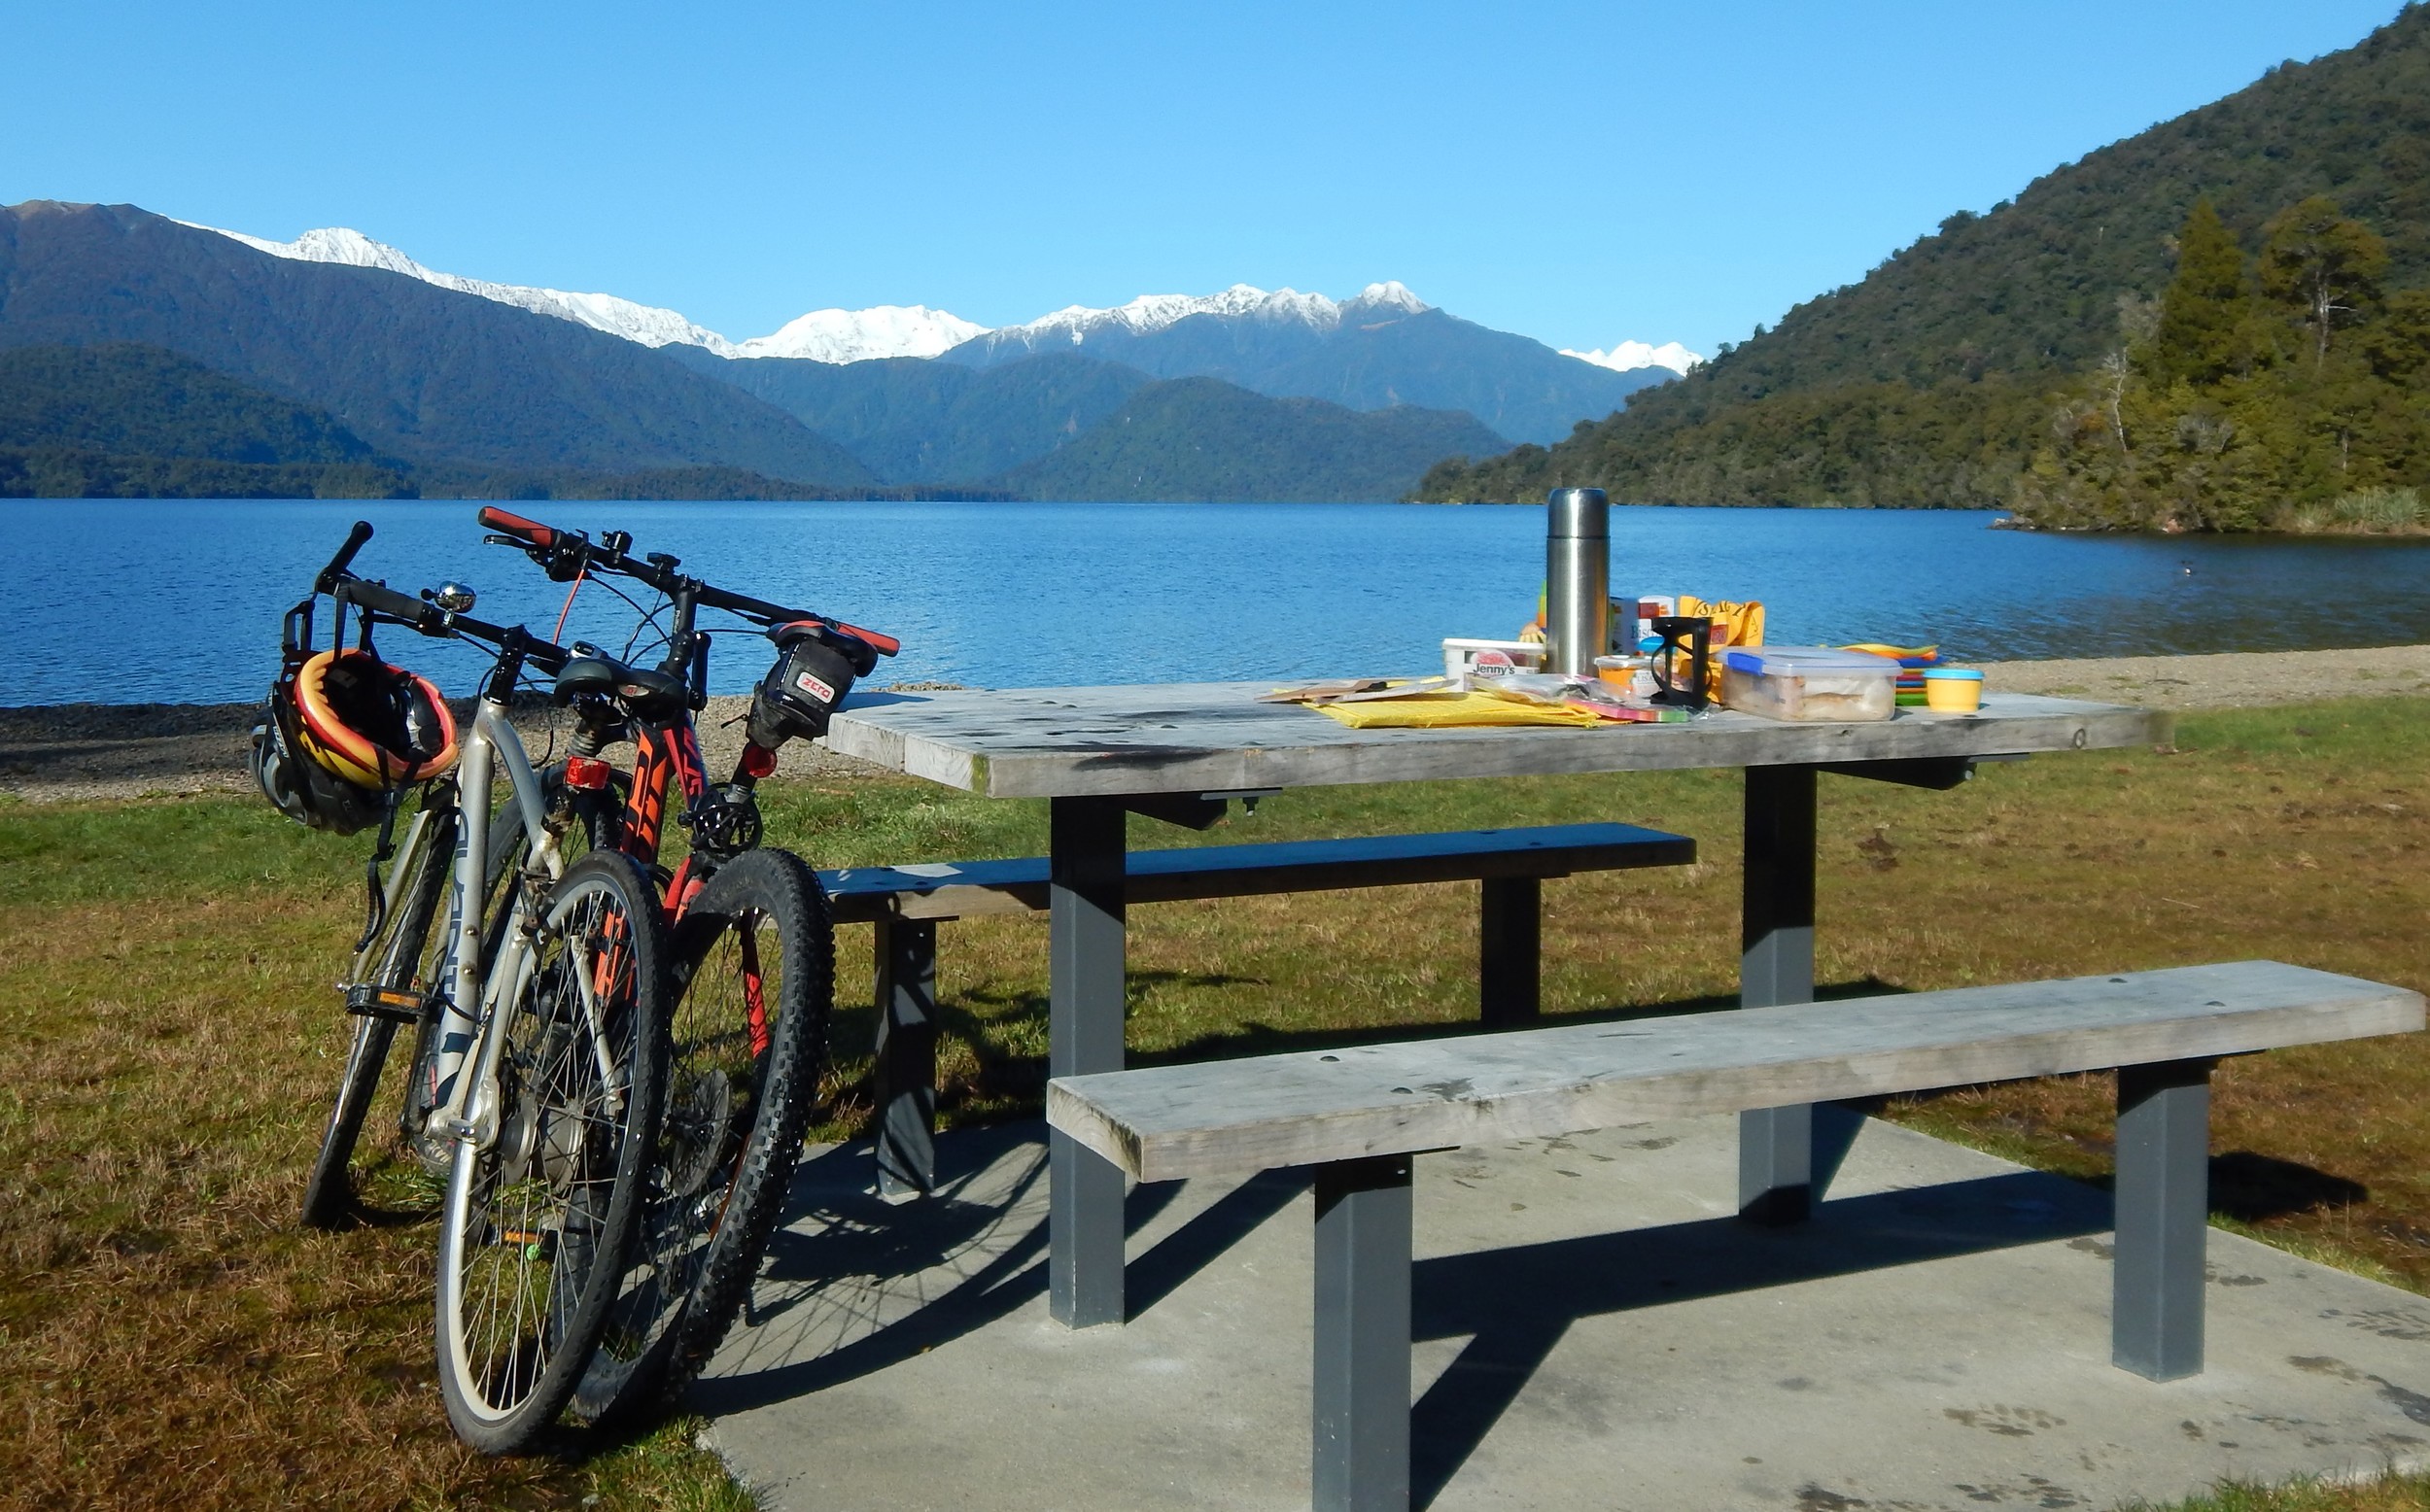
(1415, 4), (2430, 519)
(0, 343), (413, 498)
(684, 348), (1155, 483)
(998, 379), (1509, 502)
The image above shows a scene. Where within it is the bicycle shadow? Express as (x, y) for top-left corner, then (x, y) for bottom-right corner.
(694, 1121), (1313, 1418)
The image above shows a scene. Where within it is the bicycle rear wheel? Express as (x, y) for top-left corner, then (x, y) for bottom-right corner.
(434, 849), (669, 1454)
(301, 800), (456, 1228)
(573, 846), (833, 1423)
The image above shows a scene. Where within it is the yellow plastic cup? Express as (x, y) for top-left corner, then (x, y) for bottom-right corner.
(1923, 668), (1983, 713)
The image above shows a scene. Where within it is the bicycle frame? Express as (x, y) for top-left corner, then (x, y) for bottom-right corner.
(422, 697), (626, 1155)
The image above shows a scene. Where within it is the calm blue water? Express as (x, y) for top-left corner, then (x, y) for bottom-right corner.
(7, 498), (2430, 705)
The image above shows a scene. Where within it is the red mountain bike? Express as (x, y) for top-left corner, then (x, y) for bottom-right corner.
(470, 505), (900, 1422)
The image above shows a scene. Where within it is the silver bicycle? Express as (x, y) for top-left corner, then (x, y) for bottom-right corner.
(290, 524), (671, 1453)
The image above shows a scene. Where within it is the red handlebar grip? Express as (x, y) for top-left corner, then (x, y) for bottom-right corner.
(477, 506), (556, 548)
(831, 620), (901, 656)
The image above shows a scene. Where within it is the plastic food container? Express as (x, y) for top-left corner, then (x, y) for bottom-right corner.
(1442, 637), (1545, 689)
(1592, 654), (1654, 698)
(1719, 646), (1899, 722)
(1923, 666), (1985, 714)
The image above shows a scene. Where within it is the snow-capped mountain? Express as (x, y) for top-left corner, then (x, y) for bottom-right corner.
(1561, 339), (1704, 375)
(187, 221), (989, 364)
(984, 280), (1431, 351)
(194, 223), (751, 358)
(737, 305), (988, 363)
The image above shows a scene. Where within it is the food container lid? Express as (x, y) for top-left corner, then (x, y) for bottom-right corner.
(1443, 637), (1545, 655)
(1922, 667), (1983, 680)
(1721, 645), (1899, 676)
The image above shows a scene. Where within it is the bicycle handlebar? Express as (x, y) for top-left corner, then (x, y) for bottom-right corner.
(474, 505), (557, 551)
(331, 575), (572, 673)
(314, 520), (376, 596)
(475, 505), (900, 656)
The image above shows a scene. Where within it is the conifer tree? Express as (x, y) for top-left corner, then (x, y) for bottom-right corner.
(2142, 200), (2252, 390)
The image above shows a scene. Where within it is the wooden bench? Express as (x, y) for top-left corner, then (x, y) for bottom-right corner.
(1048, 961), (2425, 1512)
(816, 821), (1696, 1196)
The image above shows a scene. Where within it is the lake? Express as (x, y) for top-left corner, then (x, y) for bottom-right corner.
(7, 498), (2429, 706)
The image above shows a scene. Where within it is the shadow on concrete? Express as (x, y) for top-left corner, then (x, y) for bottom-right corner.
(700, 1125), (1296, 1417)
(699, 1109), (2117, 1495)
(1406, 1162), (2111, 1508)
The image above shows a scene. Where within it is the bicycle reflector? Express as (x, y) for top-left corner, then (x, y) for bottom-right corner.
(746, 621), (868, 747)
(564, 755), (613, 791)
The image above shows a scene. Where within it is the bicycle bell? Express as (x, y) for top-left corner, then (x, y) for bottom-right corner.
(433, 582), (478, 613)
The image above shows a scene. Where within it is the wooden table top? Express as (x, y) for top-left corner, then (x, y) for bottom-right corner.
(822, 682), (2165, 800)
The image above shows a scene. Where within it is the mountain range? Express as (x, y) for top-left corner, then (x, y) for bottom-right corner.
(0, 202), (1689, 500)
(1414, 5), (2430, 517)
(203, 223), (1684, 447)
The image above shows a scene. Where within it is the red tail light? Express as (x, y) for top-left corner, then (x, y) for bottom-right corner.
(738, 742), (780, 780)
(565, 756), (613, 791)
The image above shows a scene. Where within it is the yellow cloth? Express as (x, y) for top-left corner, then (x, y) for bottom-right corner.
(1314, 692), (1604, 729)
(1838, 642), (1938, 662)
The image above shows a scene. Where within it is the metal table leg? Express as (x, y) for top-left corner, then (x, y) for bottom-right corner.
(1740, 763), (1818, 1224)
(1050, 795), (1128, 1328)
(1313, 1154), (1413, 1512)
(873, 917), (938, 1199)
(2114, 1057), (2214, 1380)
(1478, 876), (1541, 1027)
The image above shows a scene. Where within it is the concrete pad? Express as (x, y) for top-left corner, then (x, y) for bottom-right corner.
(698, 1113), (2430, 1511)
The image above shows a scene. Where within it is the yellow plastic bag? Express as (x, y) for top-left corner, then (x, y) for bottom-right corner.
(1314, 692), (1604, 729)
(1677, 595), (1764, 650)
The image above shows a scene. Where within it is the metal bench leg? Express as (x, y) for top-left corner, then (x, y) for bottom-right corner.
(1739, 764), (1819, 1225)
(1051, 795), (1128, 1328)
(2114, 1057), (2213, 1381)
(1314, 1154), (1412, 1512)
(873, 918), (939, 1200)
(1478, 875), (1541, 1027)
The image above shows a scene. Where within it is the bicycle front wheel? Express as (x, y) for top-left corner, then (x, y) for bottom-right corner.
(434, 850), (670, 1454)
(574, 846), (833, 1424)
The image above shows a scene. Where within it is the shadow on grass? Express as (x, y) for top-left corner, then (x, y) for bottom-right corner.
(2044, 1148), (2370, 1223)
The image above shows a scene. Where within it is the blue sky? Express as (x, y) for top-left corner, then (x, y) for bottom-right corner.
(2, 1), (2408, 356)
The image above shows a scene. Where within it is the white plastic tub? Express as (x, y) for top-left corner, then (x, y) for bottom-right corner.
(1719, 645), (1899, 722)
(1441, 637), (1545, 689)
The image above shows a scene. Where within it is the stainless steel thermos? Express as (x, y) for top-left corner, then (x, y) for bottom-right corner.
(1545, 487), (1610, 675)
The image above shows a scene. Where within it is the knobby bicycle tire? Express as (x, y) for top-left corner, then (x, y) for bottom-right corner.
(573, 846), (833, 1424)
(434, 849), (671, 1454)
(300, 801), (458, 1228)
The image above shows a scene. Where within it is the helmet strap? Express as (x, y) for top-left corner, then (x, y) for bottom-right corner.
(353, 789), (404, 955)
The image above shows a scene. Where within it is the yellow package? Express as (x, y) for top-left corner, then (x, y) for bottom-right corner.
(1677, 595), (1764, 650)
(1314, 692), (1604, 730)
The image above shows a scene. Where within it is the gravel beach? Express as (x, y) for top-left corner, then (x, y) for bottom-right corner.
(4, 645), (2427, 805)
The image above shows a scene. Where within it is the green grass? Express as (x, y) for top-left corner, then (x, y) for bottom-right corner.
(2, 696), (2426, 1508)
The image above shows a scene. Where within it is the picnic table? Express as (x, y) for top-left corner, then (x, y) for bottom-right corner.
(823, 680), (2166, 1328)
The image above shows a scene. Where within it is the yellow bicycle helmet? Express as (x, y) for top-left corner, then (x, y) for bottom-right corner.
(254, 649), (459, 834)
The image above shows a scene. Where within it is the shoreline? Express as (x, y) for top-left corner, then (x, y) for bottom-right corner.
(5, 644), (2428, 805)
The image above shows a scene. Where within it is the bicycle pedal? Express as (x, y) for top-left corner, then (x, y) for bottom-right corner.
(343, 982), (426, 1023)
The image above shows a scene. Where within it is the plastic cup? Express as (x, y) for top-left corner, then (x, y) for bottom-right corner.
(1923, 667), (1984, 713)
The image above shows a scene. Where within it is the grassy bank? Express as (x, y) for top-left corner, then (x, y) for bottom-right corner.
(2, 698), (2424, 1509)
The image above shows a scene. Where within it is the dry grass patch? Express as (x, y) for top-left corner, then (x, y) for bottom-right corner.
(3, 696), (2425, 1510)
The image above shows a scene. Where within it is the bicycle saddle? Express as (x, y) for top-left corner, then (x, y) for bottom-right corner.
(552, 647), (692, 722)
